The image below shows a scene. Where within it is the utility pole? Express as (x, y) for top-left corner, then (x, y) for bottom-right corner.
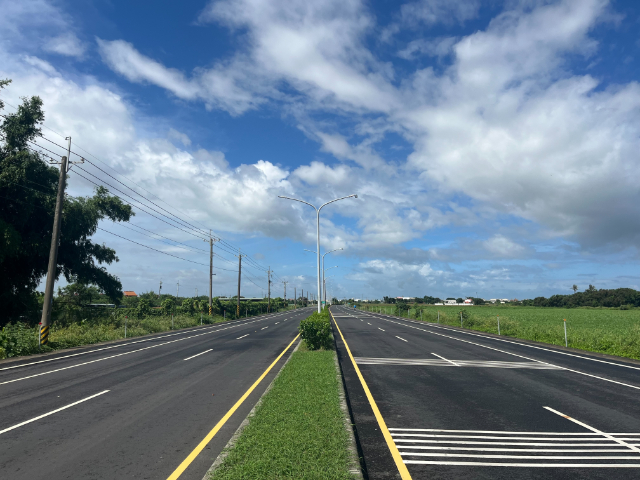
(301, 288), (304, 307)
(39, 137), (84, 346)
(294, 287), (296, 309)
(176, 282), (180, 300)
(204, 233), (218, 315)
(282, 281), (288, 307)
(267, 267), (272, 313)
(159, 280), (162, 297)
(235, 249), (246, 318)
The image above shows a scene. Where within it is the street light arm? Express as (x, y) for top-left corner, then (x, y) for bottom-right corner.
(304, 249), (317, 254)
(318, 194), (357, 212)
(278, 196), (318, 212)
(322, 247), (343, 260)
(323, 265), (338, 273)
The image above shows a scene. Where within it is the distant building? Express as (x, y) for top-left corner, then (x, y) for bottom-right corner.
(444, 299), (457, 305)
(396, 297), (415, 301)
(123, 291), (137, 297)
(464, 299), (473, 304)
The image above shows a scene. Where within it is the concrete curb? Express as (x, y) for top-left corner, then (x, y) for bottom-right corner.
(201, 339), (302, 480)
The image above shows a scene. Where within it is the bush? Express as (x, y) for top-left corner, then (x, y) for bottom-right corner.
(299, 310), (332, 350)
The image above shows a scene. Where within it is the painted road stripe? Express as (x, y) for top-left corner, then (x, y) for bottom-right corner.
(0, 390), (109, 435)
(400, 453), (640, 459)
(367, 322), (371, 325)
(544, 406), (640, 453)
(358, 309), (640, 372)
(403, 461), (640, 467)
(0, 315), (278, 373)
(394, 440), (640, 446)
(331, 313), (413, 480)
(166, 334), (300, 480)
(261, 327), (268, 330)
(236, 334), (249, 340)
(397, 446), (632, 452)
(396, 336), (408, 342)
(389, 428), (640, 435)
(379, 328), (385, 332)
(0, 319), (267, 386)
(363, 315), (640, 391)
(183, 349), (213, 361)
(275, 322), (279, 324)
(356, 358), (561, 369)
(430, 353), (457, 366)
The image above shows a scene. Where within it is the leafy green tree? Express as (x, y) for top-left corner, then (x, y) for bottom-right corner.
(0, 83), (133, 325)
(136, 299), (151, 318)
(161, 298), (174, 315)
(572, 285), (578, 293)
(182, 298), (194, 315)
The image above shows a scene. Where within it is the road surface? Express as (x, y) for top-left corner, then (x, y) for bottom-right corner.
(0, 307), (313, 480)
(331, 305), (640, 480)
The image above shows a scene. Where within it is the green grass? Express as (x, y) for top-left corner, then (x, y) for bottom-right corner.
(210, 346), (355, 480)
(0, 314), (227, 359)
(361, 304), (640, 360)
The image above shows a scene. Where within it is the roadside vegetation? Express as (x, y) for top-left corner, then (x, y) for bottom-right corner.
(359, 303), (640, 360)
(0, 282), (299, 359)
(210, 309), (357, 480)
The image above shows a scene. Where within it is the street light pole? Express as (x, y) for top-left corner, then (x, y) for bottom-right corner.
(279, 195), (357, 313)
(305, 247), (344, 310)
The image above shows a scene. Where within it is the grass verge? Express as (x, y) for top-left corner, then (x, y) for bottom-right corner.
(361, 304), (640, 360)
(209, 343), (356, 480)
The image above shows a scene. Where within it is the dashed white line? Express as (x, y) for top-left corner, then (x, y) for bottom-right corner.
(236, 334), (249, 340)
(396, 336), (408, 342)
(275, 322), (279, 324)
(379, 328), (385, 332)
(183, 349), (213, 361)
(367, 322), (372, 325)
(0, 390), (110, 435)
(261, 327), (268, 330)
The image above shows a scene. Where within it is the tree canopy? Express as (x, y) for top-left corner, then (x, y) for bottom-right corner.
(0, 81), (133, 325)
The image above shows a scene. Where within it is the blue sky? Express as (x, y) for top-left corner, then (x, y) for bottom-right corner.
(1, 0), (640, 301)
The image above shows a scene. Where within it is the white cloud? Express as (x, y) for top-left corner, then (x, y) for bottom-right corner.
(483, 235), (526, 257)
(43, 33), (85, 57)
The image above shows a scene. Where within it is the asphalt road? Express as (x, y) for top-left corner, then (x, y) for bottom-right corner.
(0, 307), (314, 480)
(331, 305), (640, 480)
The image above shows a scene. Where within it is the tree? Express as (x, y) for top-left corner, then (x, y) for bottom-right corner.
(0, 85), (133, 325)
(572, 285), (578, 293)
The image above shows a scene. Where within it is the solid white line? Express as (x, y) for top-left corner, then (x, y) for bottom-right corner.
(391, 434), (616, 441)
(400, 452), (640, 459)
(403, 460), (640, 467)
(369, 316), (640, 391)
(395, 439), (640, 446)
(432, 352), (457, 367)
(396, 336), (408, 342)
(236, 334), (249, 339)
(379, 328), (385, 332)
(0, 315), (279, 373)
(389, 428), (632, 435)
(544, 406), (640, 453)
(397, 446), (630, 452)
(183, 349), (213, 361)
(365, 311), (640, 372)
(0, 390), (110, 435)
(0, 319), (265, 386)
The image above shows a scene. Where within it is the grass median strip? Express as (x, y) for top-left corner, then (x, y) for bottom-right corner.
(209, 343), (357, 480)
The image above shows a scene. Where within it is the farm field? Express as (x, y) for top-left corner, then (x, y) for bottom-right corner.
(359, 304), (640, 360)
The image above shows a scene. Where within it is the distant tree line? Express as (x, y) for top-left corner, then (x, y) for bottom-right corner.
(519, 286), (640, 308)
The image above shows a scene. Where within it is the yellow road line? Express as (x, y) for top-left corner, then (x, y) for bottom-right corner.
(166, 333), (301, 480)
(331, 311), (413, 480)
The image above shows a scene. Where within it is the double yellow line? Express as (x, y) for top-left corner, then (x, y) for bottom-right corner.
(166, 333), (300, 480)
(331, 311), (413, 480)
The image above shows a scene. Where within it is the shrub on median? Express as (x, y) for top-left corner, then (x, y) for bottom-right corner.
(299, 310), (333, 350)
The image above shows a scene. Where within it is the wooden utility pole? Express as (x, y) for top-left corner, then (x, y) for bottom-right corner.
(236, 249), (245, 318)
(204, 233), (218, 315)
(282, 281), (288, 307)
(39, 153), (69, 346)
(267, 267), (272, 312)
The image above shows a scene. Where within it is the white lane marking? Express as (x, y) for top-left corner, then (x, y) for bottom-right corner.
(544, 406), (640, 453)
(0, 314), (282, 373)
(0, 390), (109, 435)
(367, 316), (640, 391)
(404, 461), (640, 467)
(356, 358), (560, 369)
(396, 336), (408, 342)
(431, 352), (457, 366)
(391, 433), (629, 441)
(183, 349), (213, 361)
(0, 319), (266, 386)
(395, 439), (640, 446)
(236, 334), (249, 339)
(389, 428), (640, 435)
(397, 446), (633, 452)
(367, 322), (372, 325)
(378, 328), (385, 332)
(275, 322), (279, 324)
(365, 310), (640, 372)
(261, 327), (268, 330)
(401, 452), (640, 459)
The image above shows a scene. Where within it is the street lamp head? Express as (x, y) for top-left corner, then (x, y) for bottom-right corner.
(354, 194), (358, 198)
